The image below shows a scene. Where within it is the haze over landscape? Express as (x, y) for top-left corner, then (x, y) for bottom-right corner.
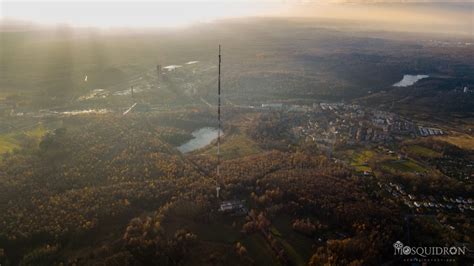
(2, 0), (473, 34)
(0, 0), (473, 265)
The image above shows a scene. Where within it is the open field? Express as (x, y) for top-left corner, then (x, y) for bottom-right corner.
(380, 158), (427, 173)
(162, 209), (281, 265)
(242, 234), (282, 266)
(348, 150), (375, 172)
(201, 132), (262, 160)
(0, 125), (47, 154)
(0, 135), (20, 154)
(404, 144), (442, 158)
(433, 134), (474, 151)
(272, 215), (315, 266)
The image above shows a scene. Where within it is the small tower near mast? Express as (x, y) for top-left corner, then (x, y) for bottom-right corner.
(216, 45), (222, 199)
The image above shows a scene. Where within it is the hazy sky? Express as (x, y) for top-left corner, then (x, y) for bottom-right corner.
(1, 0), (473, 34)
(1, 1), (286, 28)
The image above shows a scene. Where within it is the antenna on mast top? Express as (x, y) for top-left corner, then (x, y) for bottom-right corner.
(216, 45), (222, 199)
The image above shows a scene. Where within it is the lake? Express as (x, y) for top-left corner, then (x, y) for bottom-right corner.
(163, 65), (182, 71)
(177, 127), (221, 153)
(57, 109), (110, 116)
(393, 75), (429, 87)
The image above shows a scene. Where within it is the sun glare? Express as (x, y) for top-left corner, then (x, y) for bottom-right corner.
(1, 0), (286, 28)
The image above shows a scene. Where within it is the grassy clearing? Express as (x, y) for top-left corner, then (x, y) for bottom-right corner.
(349, 150), (375, 172)
(26, 125), (48, 139)
(0, 135), (20, 154)
(165, 215), (241, 244)
(159, 200), (281, 265)
(163, 213), (280, 266)
(380, 159), (427, 173)
(202, 133), (262, 160)
(278, 236), (307, 266)
(272, 215), (314, 265)
(271, 226), (307, 266)
(433, 134), (474, 151)
(405, 144), (442, 158)
(242, 234), (282, 266)
(0, 125), (47, 154)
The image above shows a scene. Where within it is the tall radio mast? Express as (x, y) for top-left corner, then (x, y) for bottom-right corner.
(216, 45), (222, 199)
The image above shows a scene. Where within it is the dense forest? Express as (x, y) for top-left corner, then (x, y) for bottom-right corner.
(0, 112), (471, 265)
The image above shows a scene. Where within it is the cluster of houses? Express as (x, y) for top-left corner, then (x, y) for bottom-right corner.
(371, 112), (417, 136)
(352, 127), (391, 143)
(260, 102), (447, 149)
(261, 103), (312, 113)
(289, 102), (423, 146)
(319, 102), (348, 111)
(379, 182), (474, 213)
